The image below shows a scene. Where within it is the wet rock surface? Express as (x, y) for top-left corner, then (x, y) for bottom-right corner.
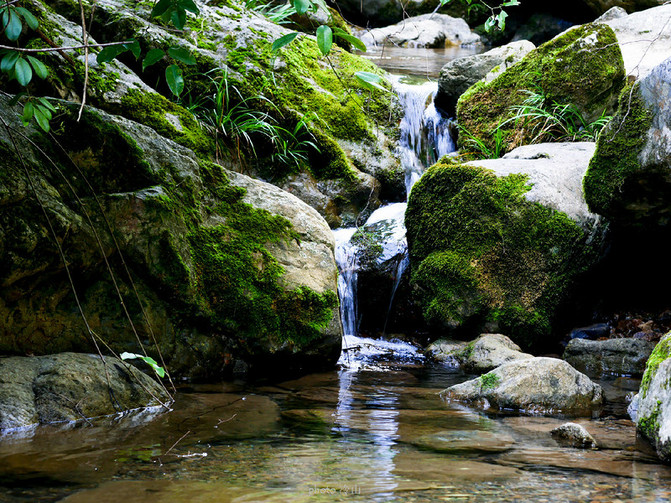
(441, 357), (604, 415)
(550, 422), (598, 448)
(0, 353), (169, 431)
(563, 337), (656, 377)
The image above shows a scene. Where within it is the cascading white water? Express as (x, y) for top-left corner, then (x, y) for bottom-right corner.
(334, 76), (456, 368)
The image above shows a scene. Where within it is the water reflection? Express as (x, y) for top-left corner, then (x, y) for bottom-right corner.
(359, 46), (484, 79)
(334, 369), (400, 500)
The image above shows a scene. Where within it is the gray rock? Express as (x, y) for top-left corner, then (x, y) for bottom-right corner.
(457, 333), (533, 373)
(585, 0), (665, 16)
(633, 331), (671, 462)
(551, 422), (598, 448)
(603, 5), (671, 78)
(594, 6), (628, 22)
(584, 56), (671, 226)
(468, 142), (602, 230)
(0, 353), (169, 431)
(441, 357), (604, 416)
(426, 339), (468, 366)
(411, 429), (515, 454)
(435, 40), (535, 116)
(360, 14), (480, 49)
(563, 338), (656, 376)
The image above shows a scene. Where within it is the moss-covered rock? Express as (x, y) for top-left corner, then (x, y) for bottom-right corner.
(584, 57), (671, 228)
(25, 0), (401, 223)
(0, 95), (340, 379)
(405, 144), (605, 348)
(632, 331), (671, 463)
(456, 23), (625, 155)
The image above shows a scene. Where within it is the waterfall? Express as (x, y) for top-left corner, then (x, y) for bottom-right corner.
(334, 76), (456, 367)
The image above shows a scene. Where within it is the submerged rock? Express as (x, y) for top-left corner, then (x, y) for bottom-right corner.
(360, 14), (480, 49)
(563, 338), (656, 377)
(441, 357), (604, 416)
(411, 429), (515, 454)
(406, 143), (606, 346)
(584, 56), (671, 228)
(457, 23), (624, 154)
(0, 353), (169, 431)
(631, 331), (671, 462)
(551, 422), (598, 448)
(435, 40), (535, 117)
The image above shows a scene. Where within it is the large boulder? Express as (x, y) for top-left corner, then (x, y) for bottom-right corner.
(0, 353), (169, 431)
(583, 56), (671, 228)
(563, 337), (656, 376)
(630, 331), (671, 462)
(406, 143), (606, 347)
(456, 23), (625, 155)
(24, 0), (401, 226)
(430, 333), (533, 373)
(441, 357), (604, 416)
(359, 14), (480, 49)
(0, 96), (341, 379)
(602, 4), (671, 78)
(435, 40), (535, 117)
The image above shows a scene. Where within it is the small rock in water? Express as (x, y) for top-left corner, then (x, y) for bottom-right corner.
(551, 422), (598, 449)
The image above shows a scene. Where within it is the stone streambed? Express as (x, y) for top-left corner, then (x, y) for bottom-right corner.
(1, 356), (670, 502)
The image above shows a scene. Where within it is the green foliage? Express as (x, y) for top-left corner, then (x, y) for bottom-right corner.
(245, 0), (297, 25)
(120, 352), (166, 377)
(479, 372), (500, 390)
(151, 0), (200, 30)
(500, 88), (612, 144)
(440, 0), (520, 32)
(193, 69), (320, 170)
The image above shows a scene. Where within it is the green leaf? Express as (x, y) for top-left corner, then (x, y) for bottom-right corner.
(484, 16), (495, 32)
(151, 0), (172, 17)
(97, 45), (125, 64)
(332, 29), (366, 52)
(292, 0), (311, 15)
(5, 9), (23, 41)
(120, 352), (166, 378)
(37, 97), (56, 112)
(171, 7), (187, 29)
(354, 71), (387, 92)
(165, 64), (184, 96)
(32, 106), (50, 132)
(26, 55), (47, 79)
(501, 0), (520, 6)
(271, 31), (299, 52)
(125, 39), (141, 59)
(178, 0), (200, 14)
(1, 51), (20, 73)
(14, 57), (32, 86)
(496, 10), (508, 30)
(143, 48), (165, 70)
(168, 46), (196, 65)
(15, 7), (38, 30)
(316, 25), (332, 56)
(22, 101), (34, 125)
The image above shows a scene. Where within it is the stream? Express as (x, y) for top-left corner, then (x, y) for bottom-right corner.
(1, 50), (671, 503)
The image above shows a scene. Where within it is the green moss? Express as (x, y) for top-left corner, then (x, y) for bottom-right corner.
(583, 84), (654, 222)
(118, 89), (214, 156)
(640, 334), (671, 396)
(638, 401), (662, 438)
(406, 161), (599, 346)
(479, 372), (500, 390)
(457, 23), (625, 155)
(152, 160), (337, 348)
